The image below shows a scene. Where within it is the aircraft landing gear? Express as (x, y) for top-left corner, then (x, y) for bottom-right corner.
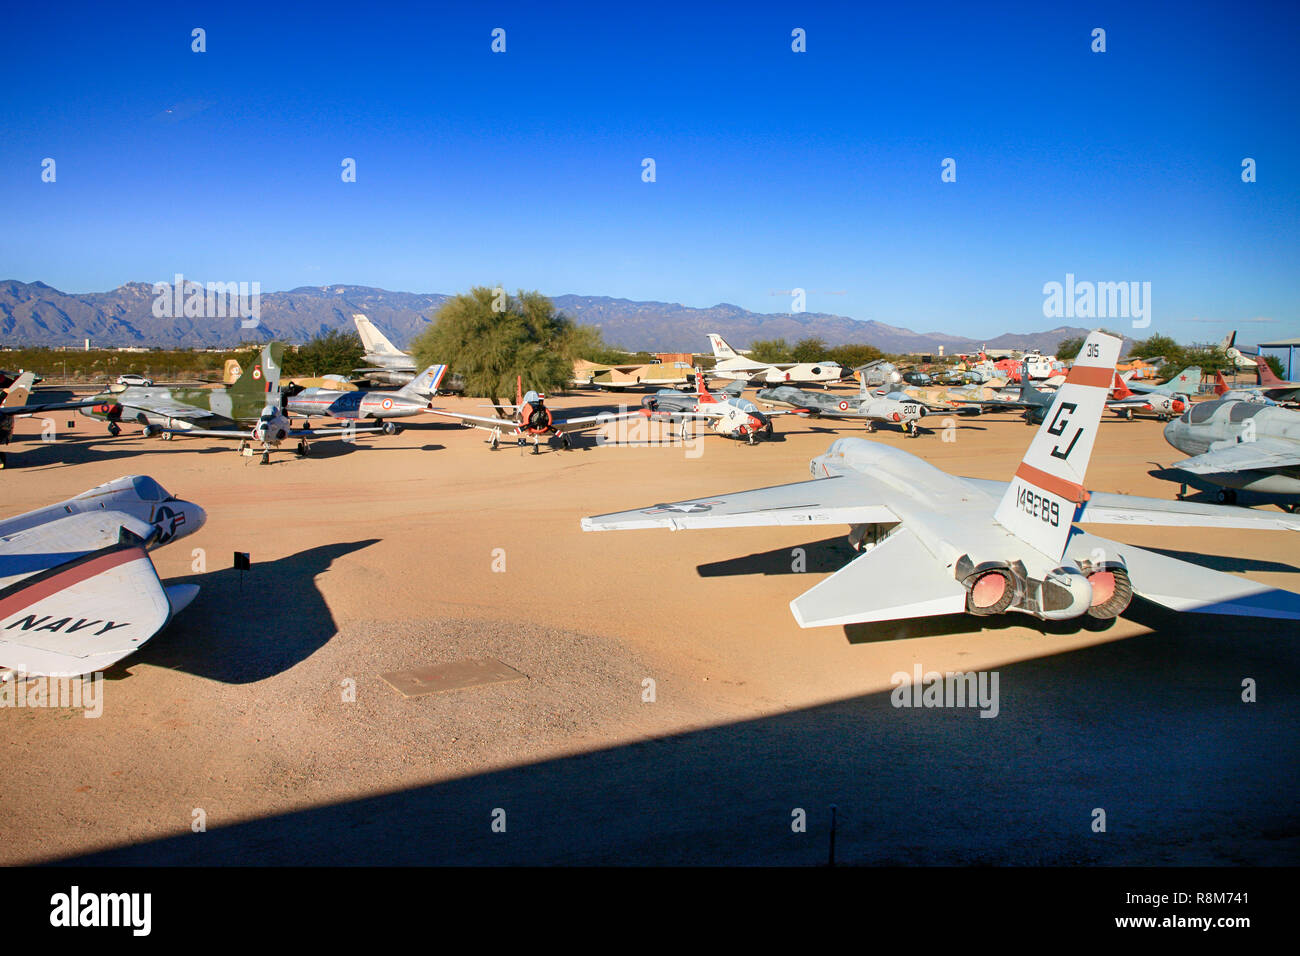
(382, 421), (400, 436)
(1216, 488), (1237, 505)
(489, 430), (501, 451)
(906, 421), (920, 438)
(108, 422), (121, 437)
(864, 421), (876, 433)
(260, 450), (271, 466)
(297, 439), (310, 457)
(560, 433), (572, 450)
(1124, 408), (1134, 421)
(160, 431), (173, 441)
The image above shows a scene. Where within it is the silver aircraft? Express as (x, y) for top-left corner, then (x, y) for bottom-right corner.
(0, 476), (206, 675)
(755, 383), (927, 436)
(353, 314), (418, 386)
(286, 364), (447, 433)
(1162, 399), (1300, 507)
(584, 331), (1300, 630)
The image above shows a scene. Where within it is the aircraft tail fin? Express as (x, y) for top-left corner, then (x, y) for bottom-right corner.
(707, 334), (739, 360)
(396, 364), (448, 398)
(229, 343), (283, 403)
(2, 371), (36, 408)
(353, 314), (403, 356)
(993, 330), (1121, 561)
(1111, 373), (1135, 400)
(1214, 370), (1230, 396)
(1256, 355), (1284, 387)
(1219, 330), (1237, 352)
(693, 368), (718, 403)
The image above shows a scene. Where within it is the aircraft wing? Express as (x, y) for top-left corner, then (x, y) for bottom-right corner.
(582, 475), (898, 531)
(1067, 530), (1300, 620)
(1170, 439), (1300, 476)
(960, 477), (1300, 531)
(427, 409), (521, 431)
(0, 542), (184, 674)
(160, 424), (385, 439)
(0, 398), (105, 417)
(128, 397), (230, 425)
(789, 526), (967, 627)
(552, 409), (643, 434)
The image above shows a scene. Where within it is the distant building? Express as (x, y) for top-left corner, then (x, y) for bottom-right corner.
(655, 352), (694, 365)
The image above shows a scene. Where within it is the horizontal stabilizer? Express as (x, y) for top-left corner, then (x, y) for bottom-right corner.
(1068, 531), (1300, 620)
(790, 526), (967, 628)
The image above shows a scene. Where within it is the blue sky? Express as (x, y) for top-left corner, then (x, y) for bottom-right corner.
(2, 0), (1297, 343)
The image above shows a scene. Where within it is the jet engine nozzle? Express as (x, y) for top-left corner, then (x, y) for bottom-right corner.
(958, 559), (1024, 616)
(1079, 558), (1133, 620)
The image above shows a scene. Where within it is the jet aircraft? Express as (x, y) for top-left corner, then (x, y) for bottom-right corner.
(706, 334), (846, 386)
(755, 383), (927, 436)
(0, 476), (206, 675)
(641, 371), (791, 443)
(2, 371), (108, 469)
(1162, 399), (1300, 506)
(583, 331), (1300, 629)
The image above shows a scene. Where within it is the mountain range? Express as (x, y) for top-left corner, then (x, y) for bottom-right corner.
(1, 279), (1102, 356)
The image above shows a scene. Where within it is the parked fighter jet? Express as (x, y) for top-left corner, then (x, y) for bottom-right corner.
(1162, 399), (1300, 507)
(1212, 369), (1274, 405)
(0, 476), (206, 675)
(706, 334), (846, 386)
(286, 364), (447, 430)
(584, 331), (1300, 629)
(353, 314), (418, 386)
(155, 344), (385, 463)
(82, 345), (282, 436)
(1, 371), (108, 469)
(642, 371), (791, 443)
(755, 383), (926, 436)
(1124, 365), (1202, 398)
(1251, 356), (1300, 405)
(428, 378), (638, 453)
(1106, 375), (1187, 421)
(572, 360), (694, 391)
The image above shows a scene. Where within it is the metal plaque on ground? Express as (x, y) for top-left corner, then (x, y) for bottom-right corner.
(380, 658), (527, 697)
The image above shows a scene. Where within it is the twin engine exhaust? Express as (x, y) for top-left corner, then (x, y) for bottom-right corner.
(955, 555), (1133, 621)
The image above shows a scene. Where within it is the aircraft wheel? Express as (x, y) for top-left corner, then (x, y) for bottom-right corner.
(108, 423), (121, 437)
(297, 440), (309, 457)
(160, 431), (173, 441)
(561, 434), (572, 450)
(1124, 409), (1134, 421)
(865, 422), (875, 433)
(260, 451), (270, 465)
(1216, 488), (1237, 505)
(382, 421), (398, 436)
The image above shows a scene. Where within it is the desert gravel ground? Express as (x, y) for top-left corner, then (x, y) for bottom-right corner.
(1, 390), (1297, 865)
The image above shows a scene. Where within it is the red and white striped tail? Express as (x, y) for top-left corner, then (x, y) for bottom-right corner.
(993, 330), (1122, 560)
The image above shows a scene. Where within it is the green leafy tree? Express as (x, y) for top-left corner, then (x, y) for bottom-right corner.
(1263, 355), (1287, 379)
(281, 329), (364, 377)
(749, 338), (793, 363)
(1127, 333), (1184, 368)
(791, 337), (828, 364)
(410, 287), (583, 413)
(1055, 336), (1085, 362)
(828, 343), (884, 369)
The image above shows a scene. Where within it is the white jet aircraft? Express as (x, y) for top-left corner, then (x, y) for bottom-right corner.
(0, 476), (206, 675)
(583, 331), (1300, 629)
(707, 334), (846, 386)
